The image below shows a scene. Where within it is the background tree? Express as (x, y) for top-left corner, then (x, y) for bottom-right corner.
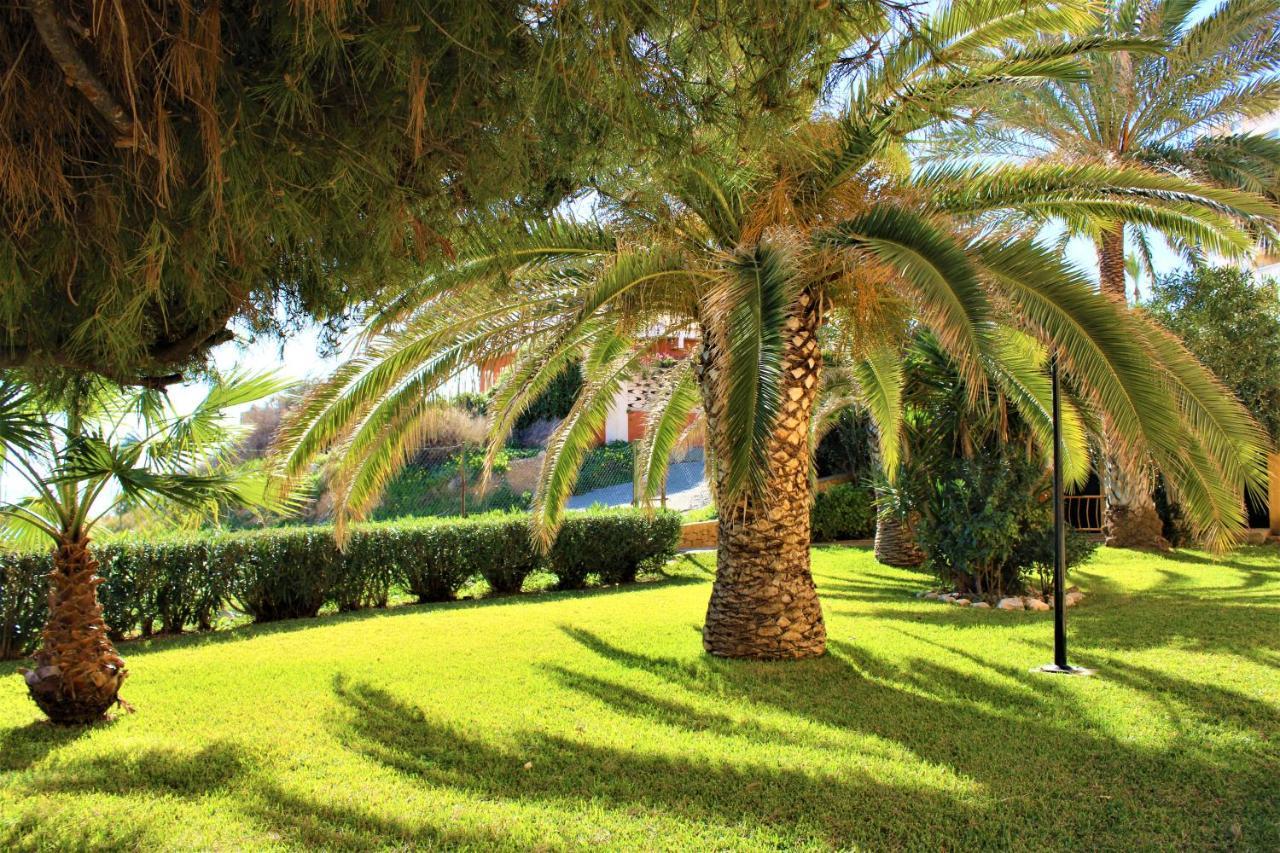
(928, 0), (1280, 547)
(277, 2), (1269, 660)
(1147, 266), (1280, 442)
(0, 0), (877, 387)
(0, 371), (290, 724)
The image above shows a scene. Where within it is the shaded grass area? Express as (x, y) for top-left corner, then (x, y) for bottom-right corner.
(0, 546), (1277, 850)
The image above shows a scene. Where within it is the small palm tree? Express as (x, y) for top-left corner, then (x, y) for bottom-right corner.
(927, 0), (1280, 545)
(0, 371), (291, 724)
(279, 1), (1270, 659)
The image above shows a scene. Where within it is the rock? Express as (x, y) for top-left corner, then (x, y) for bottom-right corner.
(996, 597), (1025, 611)
(971, 601), (990, 609)
(1065, 591), (1084, 607)
(1024, 597), (1051, 611)
(923, 591), (941, 600)
(952, 598), (971, 606)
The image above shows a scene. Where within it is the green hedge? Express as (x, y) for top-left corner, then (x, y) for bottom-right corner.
(0, 510), (681, 659)
(811, 483), (876, 542)
(548, 511), (683, 589)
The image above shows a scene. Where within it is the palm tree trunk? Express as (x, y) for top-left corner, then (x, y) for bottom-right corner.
(1096, 230), (1169, 549)
(1098, 223), (1127, 302)
(23, 534), (127, 724)
(874, 507), (924, 567)
(1103, 452), (1170, 550)
(697, 288), (826, 660)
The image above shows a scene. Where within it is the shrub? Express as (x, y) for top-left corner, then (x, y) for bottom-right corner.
(225, 528), (340, 622)
(810, 483), (875, 542)
(0, 551), (47, 660)
(549, 510), (682, 588)
(0, 509), (680, 656)
(464, 515), (542, 594)
(908, 455), (1097, 596)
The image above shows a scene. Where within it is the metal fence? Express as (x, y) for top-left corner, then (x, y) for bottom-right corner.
(370, 443), (711, 520)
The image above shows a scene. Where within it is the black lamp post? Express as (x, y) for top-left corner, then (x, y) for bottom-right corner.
(1036, 351), (1094, 677)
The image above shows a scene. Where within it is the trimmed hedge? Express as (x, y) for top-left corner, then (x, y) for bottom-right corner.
(0, 509), (681, 659)
(811, 483), (876, 542)
(549, 511), (683, 589)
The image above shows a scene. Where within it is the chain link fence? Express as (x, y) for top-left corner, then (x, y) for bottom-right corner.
(370, 442), (711, 520)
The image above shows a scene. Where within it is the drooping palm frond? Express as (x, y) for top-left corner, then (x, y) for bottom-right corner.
(849, 348), (906, 479)
(708, 243), (797, 503)
(975, 238), (1267, 547)
(531, 333), (654, 545)
(820, 206), (993, 390)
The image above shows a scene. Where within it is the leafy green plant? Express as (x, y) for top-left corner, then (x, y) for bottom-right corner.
(810, 484), (876, 543)
(906, 455), (1098, 597)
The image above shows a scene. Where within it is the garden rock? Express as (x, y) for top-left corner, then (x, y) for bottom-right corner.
(1023, 597), (1051, 611)
(970, 601), (990, 609)
(996, 597), (1024, 610)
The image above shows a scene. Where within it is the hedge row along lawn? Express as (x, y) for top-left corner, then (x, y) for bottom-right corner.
(1, 546), (1277, 850)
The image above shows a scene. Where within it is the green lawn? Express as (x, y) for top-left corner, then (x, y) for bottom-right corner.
(1, 546), (1278, 850)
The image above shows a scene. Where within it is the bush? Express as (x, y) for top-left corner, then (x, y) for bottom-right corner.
(810, 483), (875, 542)
(0, 551), (46, 660)
(549, 510), (682, 588)
(908, 455), (1097, 597)
(225, 528), (341, 622)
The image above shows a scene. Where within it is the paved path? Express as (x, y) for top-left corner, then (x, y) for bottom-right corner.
(566, 459), (712, 511)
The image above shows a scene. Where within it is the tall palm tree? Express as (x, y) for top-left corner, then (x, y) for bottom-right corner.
(928, 0), (1280, 546)
(278, 1), (1271, 659)
(0, 371), (290, 724)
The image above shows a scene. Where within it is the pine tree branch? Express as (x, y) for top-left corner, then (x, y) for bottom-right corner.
(28, 0), (155, 157)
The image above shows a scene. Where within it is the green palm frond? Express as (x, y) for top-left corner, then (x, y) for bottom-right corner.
(821, 206), (993, 389)
(850, 348), (906, 479)
(708, 243), (797, 503)
(977, 238), (1265, 547)
(531, 333), (648, 546)
(984, 327), (1091, 488)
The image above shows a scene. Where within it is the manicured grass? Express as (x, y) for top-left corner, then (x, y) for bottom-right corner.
(1, 546), (1277, 850)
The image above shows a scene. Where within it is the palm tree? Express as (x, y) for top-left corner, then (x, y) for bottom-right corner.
(0, 371), (290, 724)
(279, 1), (1270, 660)
(928, 0), (1280, 546)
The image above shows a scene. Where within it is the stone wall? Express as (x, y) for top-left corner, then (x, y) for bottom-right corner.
(678, 520), (717, 550)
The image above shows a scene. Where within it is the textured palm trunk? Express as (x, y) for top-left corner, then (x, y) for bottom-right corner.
(23, 534), (127, 724)
(696, 289), (826, 659)
(1096, 229), (1169, 549)
(873, 507), (924, 567)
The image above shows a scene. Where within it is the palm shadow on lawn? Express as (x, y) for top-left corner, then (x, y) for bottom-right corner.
(545, 627), (1277, 848)
(329, 620), (1279, 850)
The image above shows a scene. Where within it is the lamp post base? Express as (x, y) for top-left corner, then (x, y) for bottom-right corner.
(1033, 664), (1095, 676)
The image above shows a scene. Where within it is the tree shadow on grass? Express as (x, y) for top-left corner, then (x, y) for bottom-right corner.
(549, 627), (1279, 849)
(330, 675), (983, 849)
(0, 719), (97, 772)
(2, 735), (523, 850)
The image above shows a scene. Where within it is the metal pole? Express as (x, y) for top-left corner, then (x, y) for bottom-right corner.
(1037, 351), (1093, 677)
(1051, 352), (1067, 669)
(459, 444), (467, 518)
